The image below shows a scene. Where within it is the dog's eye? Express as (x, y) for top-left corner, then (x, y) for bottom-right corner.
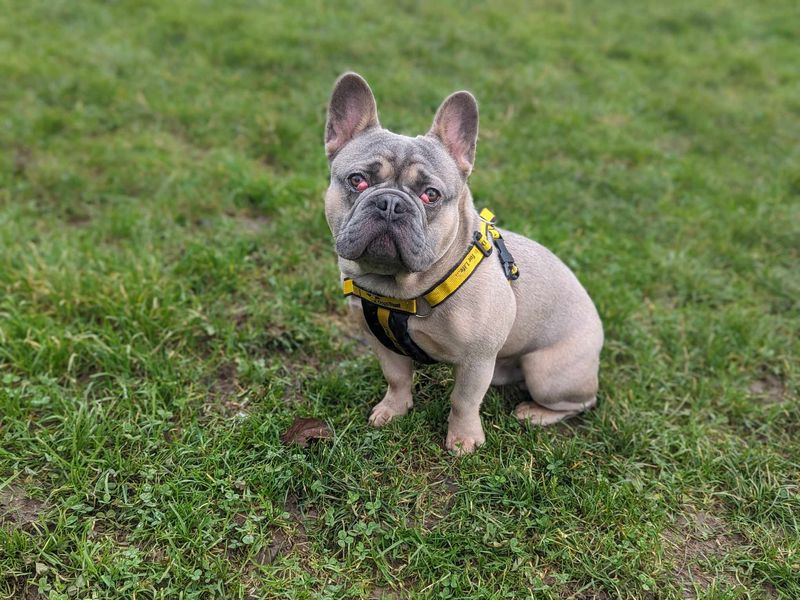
(348, 173), (369, 192)
(420, 188), (441, 204)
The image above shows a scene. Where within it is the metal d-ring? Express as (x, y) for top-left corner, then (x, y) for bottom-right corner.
(414, 297), (433, 318)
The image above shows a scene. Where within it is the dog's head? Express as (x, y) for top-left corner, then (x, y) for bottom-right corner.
(324, 73), (479, 277)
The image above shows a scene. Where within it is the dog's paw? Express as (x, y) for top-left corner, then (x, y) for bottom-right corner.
(445, 429), (485, 456)
(368, 399), (410, 427)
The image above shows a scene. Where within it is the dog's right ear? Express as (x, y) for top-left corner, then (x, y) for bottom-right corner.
(325, 73), (380, 160)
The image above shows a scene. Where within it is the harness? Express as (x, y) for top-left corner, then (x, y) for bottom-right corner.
(343, 208), (519, 364)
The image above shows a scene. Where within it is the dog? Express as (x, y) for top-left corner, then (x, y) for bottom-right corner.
(324, 72), (603, 454)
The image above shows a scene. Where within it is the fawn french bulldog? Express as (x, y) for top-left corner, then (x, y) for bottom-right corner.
(324, 73), (603, 454)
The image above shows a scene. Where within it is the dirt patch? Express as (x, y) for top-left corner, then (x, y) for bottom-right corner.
(65, 210), (91, 227)
(269, 494), (313, 561)
(748, 372), (788, 403)
(232, 494), (316, 599)
(422, 475), (458, 530)
(0, 484), (48, 529)
(662, 508), (747, 598)
(203, 362), (249, 419)
(3, 577), (42, 600)
(540, 575), (613, 599)
(234, 213), (271, 233)
(402, 473), (459, 531)
(13, 146), (33, 176)
(230, 495), (315, 570)
(369, 588), (400, 599)
(257, 527), (291, 565)
(573, 590), (613, 600)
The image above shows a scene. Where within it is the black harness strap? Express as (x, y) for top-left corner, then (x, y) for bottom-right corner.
(360, 300), (437, 364)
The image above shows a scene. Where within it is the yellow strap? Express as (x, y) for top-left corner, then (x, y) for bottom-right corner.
(343, 278), (418, 314)
(423, 244), (487, 307)
(376, 307), (402, 351)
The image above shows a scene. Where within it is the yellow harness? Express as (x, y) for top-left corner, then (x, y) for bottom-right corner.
(343, 208), (519, 363)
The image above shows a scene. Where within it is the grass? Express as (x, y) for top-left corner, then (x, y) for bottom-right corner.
(0, 0), (798, 597)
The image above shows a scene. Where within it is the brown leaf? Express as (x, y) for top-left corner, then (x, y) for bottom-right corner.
(280, 417), (333, 447)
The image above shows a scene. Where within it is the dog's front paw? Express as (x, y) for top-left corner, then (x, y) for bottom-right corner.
(368, 397), (411, 427)
(445, 428), (485, 456)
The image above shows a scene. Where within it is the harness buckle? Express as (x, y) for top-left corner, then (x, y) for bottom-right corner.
(474, 230), (493, 257)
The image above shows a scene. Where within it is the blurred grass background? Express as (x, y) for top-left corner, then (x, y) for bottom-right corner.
(1, 0), (798, 598)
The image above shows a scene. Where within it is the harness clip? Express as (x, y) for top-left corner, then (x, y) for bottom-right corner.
(492, 236), (520, 281)
(474, 230), (493, 256)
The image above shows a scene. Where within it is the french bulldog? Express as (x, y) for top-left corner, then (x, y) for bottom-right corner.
(324, 72), (603, 454)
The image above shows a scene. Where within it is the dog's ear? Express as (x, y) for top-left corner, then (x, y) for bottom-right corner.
(325, 72), (380, 160)
(428, 91), (479, 176)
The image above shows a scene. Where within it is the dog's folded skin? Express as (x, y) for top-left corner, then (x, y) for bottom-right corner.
(324, 72), (604, 455)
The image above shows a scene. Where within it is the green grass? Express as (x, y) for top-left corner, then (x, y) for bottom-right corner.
(1, 0), (798, 598)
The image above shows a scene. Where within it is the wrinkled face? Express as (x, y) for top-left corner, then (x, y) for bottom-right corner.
(326, 130), (465, 274)
(324, 73), (479, 277)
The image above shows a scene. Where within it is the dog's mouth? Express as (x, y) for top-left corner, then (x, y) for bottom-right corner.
(335, 189), (434, 273)
(337, 224), (408, 272)
(364, 232), (399, 261)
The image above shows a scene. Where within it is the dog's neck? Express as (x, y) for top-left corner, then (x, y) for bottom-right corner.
(352, 188), (479, 300)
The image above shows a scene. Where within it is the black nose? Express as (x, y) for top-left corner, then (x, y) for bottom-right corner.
(373, 194), (407, 221)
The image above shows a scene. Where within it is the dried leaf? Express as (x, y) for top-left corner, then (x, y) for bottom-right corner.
(280, 417), (332, 447)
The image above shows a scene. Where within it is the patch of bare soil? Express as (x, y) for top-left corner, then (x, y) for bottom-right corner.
(539, 575), (614, 600)
(662, 508), (748, 598)
(234, 494), (316, 598)
(234, 213), (271, 233)
(748, 372), (788, 404)
(0, 484), (47, 530)
(261, 495), (314, 565)
(573, 590), (613, 600)
(401, 471), (459, 532)
(203, 362), (249, 419)
(4, 577), (42, 600)
(369, 588), (400, 599)
(13, 146), (32, 175)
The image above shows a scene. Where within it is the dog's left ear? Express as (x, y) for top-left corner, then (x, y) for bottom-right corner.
(428, 91), (479, 176)
(325, 72), (380, 160)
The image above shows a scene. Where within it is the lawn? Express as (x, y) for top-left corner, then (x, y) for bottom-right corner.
(1, 0), (798, 598)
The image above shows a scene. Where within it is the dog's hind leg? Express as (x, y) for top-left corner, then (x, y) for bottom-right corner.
(491, 358), (524, 386)
(514, 334), (600, 426)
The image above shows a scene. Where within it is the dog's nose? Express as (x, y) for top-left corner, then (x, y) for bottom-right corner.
(373, 194), (407, 220)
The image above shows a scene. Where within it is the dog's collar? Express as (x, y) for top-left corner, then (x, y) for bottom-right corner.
(343, 208), (519, 317)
